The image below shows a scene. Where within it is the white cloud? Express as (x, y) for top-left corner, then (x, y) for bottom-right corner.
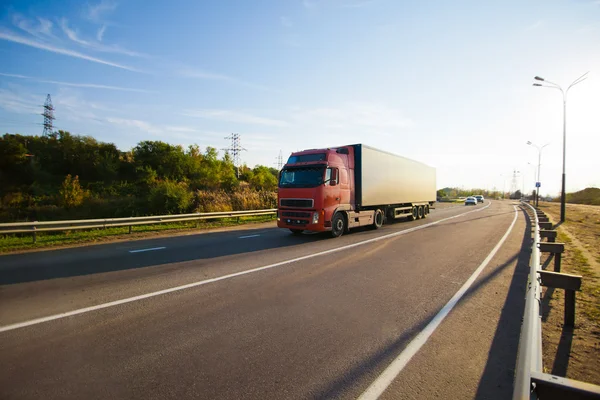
(59, 18), (145, 57)
(0, 88), (39, 114)
(12, 14), (55, 40)
(302, 0), (317, 9)
(0, 30), (141, 71)
(341, 0), (376, 7)
(164, 126), (198, 133)
(290, 103), (414, 131)
(183, 109), (289, 127)
(97, 25), (107, 41)
(106, 117), (162, 134)
(85, 0), (118, 22)
(280, 16), (293, 28)
(527, 20), (543, 30)
(0, 72), (154, 93)
(59, 18), (90, 46)
(178, 67), (233, 81)
(178, 66), (275, 92)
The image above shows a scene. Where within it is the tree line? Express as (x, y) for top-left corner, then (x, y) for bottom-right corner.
(0, 131), (279, 222)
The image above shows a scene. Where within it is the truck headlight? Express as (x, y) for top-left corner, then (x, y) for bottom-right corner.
(312, 212), (319, 224)
(277, 211), (280, 221)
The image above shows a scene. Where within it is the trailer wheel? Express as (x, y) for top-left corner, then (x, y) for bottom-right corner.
(373, 209), (384, 229)
(331, 212), (345, 238)
(422, 205), (429, 218)
(407, 206), (417, 221)
(290, 229), (303, 235)
(417, 205), (424, 219)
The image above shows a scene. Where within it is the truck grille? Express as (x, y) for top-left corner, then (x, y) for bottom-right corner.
(281, 211), (312, 218)
(280, 199), (314, 208)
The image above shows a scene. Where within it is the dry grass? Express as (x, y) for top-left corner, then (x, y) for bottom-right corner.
(537, 201), (600, 384)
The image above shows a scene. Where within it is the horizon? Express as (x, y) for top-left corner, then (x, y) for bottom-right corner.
(2, 0), (599, 196)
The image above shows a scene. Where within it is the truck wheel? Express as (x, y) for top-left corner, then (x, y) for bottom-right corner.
(331, 212), (345, 238)
(290, 229), (303, 235)
(417, 206), (424, 219)
(425, 205), (430, 215)
(407, 206), (417, 221)
(373, 209), (384, 229)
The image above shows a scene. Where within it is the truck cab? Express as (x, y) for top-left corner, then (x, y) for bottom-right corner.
(277, 146), (354, 234)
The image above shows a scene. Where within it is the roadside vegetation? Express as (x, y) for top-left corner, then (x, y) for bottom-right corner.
(537, 201), (600, 385)
(436, 187), (522, 201)
(0, 131), (279, 223)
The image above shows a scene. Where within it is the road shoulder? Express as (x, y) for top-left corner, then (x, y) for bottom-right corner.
(379, 205), (530, 399)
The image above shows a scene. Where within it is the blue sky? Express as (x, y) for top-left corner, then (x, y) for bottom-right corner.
(1, 0), (599, 195)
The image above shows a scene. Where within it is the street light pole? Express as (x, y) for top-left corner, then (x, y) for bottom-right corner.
(533, 72), (588, 222)
(527, 141), (548, 207)
(527, 162), (537, 201)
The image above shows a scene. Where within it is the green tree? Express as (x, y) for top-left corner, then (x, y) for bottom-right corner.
(149, 180), (193, 214)
(250, 166), (278, 191)
(133, 141), (187, 180)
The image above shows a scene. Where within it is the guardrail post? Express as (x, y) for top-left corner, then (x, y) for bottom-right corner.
(32, 225), (37, 244)
(539, 221), (553, 230)
(128, 225), (132, 234)
(539, 242), (565, 272)
(540, 230), (557, 243)
(538, 270), (581, 328)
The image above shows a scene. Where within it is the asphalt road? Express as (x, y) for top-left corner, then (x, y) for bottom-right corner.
(0, 201), (530, 399)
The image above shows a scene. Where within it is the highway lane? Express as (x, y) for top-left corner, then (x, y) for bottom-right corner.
(0, 201), (526, 399)
(0, 202), (467, 325)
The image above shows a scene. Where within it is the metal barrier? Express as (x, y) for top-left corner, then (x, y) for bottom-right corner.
(513, 202), (600, 399)
(0, 209), (277, 243)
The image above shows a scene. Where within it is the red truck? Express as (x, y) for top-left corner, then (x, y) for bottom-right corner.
(277, 144), (436, 237)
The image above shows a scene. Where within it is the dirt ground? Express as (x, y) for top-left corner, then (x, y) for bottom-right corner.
(536, 201), (600, 385)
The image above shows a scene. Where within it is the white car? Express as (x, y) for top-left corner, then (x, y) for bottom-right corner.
(465, 196), (477, 206)
(474, 195), (484, 203)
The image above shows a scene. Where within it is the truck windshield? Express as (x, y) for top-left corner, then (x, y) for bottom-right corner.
(279, 167), (325, 188)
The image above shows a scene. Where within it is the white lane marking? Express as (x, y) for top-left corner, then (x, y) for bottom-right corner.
(0, 202), (492, 333)
(358, 205), (519, 400)
(128, 247), (166, 254)
(239, 234), (261, 239)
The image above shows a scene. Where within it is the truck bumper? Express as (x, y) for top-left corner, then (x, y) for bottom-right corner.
(277, 209), (328, 232)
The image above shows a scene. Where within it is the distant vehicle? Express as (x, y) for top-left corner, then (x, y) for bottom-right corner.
(465, 197), (477, 206)
(474, 195), (484, 203)
(277, 144), (436, 237)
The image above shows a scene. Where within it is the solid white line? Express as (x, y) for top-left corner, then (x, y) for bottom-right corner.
(357, 205), (519, 400)
(239, 234), (261, 239)
(0, 202), (492, 333)
(128, 247), (166, 253)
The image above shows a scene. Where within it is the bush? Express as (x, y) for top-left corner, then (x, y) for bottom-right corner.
(230, 189), (276, 210)
(58, 175), (87, 209)
(148, 180), (193, 214)
(194, 190), (233, 212)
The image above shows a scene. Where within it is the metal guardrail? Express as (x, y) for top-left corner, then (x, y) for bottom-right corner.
(514, 201), (600, 399)
(0, 209), (277, 243)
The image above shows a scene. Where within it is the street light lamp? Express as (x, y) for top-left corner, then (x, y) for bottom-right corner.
(532, 72), (588, 222)
(527, 141), (549, 207)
